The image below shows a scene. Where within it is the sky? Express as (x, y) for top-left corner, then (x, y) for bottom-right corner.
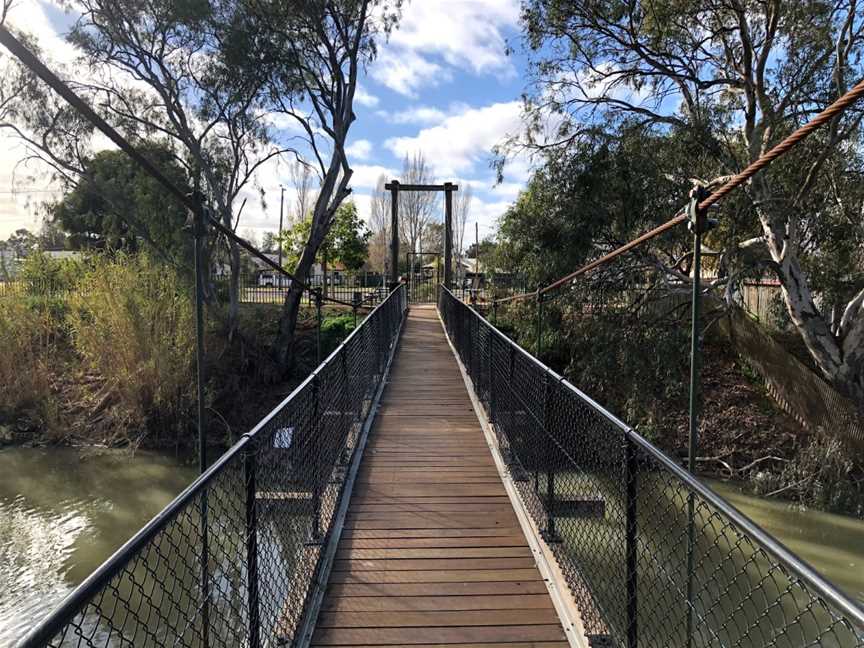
(0, 0), (535, 243)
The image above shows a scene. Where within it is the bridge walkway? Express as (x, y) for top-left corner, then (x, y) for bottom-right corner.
(310, 305), (569, 647)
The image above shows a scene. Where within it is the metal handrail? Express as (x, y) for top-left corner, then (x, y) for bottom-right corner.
(439, 285), (864, 635)
(17, 284), (407, 648)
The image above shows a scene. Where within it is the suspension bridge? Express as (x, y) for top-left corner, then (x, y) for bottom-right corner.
(2, 22), (864, 648)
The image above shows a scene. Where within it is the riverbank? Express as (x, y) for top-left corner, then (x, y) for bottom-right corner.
(0, 255), (358, 456)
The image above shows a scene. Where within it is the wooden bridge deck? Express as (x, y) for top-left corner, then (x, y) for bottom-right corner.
(311, 306), (569, 647)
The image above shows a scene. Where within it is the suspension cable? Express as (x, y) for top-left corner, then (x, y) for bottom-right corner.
(495, 77), (864, 305)
(0, 25), (364, 309)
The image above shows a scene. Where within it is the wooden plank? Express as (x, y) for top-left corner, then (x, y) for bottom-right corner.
(325, 581), (551, 598)
(313, 644), (568, 648)
(310, 625), (568, 645)
(340, 528), (524, 539)
(335, 547), (533, 560)
(320, 593), (554, 612)
(331, 558), (538, 572)
(327, 569), (543, 584)
(338, 536), (529, 550)
(315, 609), (561, 628)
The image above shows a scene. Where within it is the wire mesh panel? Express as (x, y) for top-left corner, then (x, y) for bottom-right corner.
(17, 285), (406, 648)
(439, 287), (864, 648)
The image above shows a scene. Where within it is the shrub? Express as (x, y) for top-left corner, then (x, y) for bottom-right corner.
(0, 295), (57, 425)
(67, 253), (195, 443)
(320, 312), (356, 353)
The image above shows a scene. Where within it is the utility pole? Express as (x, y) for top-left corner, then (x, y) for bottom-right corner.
(278, 185), (285, 269)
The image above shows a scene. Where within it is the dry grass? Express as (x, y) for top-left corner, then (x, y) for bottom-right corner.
(66, 254), (195, 444)
(0, 295), (58, 426)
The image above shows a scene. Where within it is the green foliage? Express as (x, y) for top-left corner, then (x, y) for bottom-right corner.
(51, 146), (192, 266)
(279, 201), (371, 271)
(494, 126), (694, 288)
(19, 252), (81, 296)
(67, 253), (195, 441)
(320, 313), (357, 352)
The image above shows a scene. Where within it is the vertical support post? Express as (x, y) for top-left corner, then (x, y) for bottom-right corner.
(686, 187), (707, 648)
(191, 190), (210, 648)
(444, 182), (454, 290)
(488, 328), (495, 425)
(625, 434), (638, 648)
(244, 444), (260, 648)
(310, 374), (322, 544)
(535, 291), (543, 358)
(388, 180), (400, 288)
(278, 185), (284, 270)
(315, 290), (323, 367)
(492, 300), (498, 326)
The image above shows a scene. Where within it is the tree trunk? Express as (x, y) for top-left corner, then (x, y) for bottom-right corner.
(228, 237), (241, 338)
(274, 226), (327, 370)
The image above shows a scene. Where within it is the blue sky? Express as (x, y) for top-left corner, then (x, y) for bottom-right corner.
(0, 1), (534, 241)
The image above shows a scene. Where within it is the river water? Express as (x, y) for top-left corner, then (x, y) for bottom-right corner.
(0, 447), (196, 646)
(707, 479), (864, 604)
(0, 448), (862, 646)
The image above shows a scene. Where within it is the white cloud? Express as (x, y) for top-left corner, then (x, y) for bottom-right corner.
(354, 83), (380, 108)
(349, 164), (397, 191)
(370, 0), (519, 96)
(377, 104), (464, 126)
(385, 101), (523, 177)
(345, 139), (373, 160)
(371, 48), (449, 98)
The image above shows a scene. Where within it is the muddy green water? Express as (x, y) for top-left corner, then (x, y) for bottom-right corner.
(707, 479), (864, 604)
(1, 448), (863, 646)
(0, 447), (196, 646)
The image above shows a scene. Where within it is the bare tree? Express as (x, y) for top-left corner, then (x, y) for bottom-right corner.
(289, 160), (316, 225)
(398, 152), (438, 269)
(368, 174), (391, 274)
(452, 184), (472, 282)
(256, 1), (400, 367)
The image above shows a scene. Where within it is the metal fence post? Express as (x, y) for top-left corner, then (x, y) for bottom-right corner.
(540, 373), (561, 543)
(315, 289), (323, 367)
(625, 434), (638, 648)
(488, 329), (495, 425)
(191, 191), (210, 648)
(535, 290), (543, 358)
(686, 187), (712, 648)
(310, 374), (322, 544)
(244, 445), (260, 648)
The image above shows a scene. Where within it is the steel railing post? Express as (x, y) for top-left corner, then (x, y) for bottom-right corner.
(625, 433), (638, 648)
(535, 290), (543, 358)
(311, 374), (322, 543)
(244, 445), (260, 648)
(686, 186), (711, 647)
(191, 190), (210, 648)
(315, 290), (323, 367)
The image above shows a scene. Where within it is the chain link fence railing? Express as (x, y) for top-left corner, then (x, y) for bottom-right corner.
(16, 284), (406, 648)
(439, 286), (864, 648)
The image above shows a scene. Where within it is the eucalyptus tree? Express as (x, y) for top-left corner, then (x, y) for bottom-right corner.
(511, 0), (864, 405)
(0, 1), (285, 334)
(239, 0), (402, 367)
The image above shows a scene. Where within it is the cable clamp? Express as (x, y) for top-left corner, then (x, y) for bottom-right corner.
(687, 185), (717, 235)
